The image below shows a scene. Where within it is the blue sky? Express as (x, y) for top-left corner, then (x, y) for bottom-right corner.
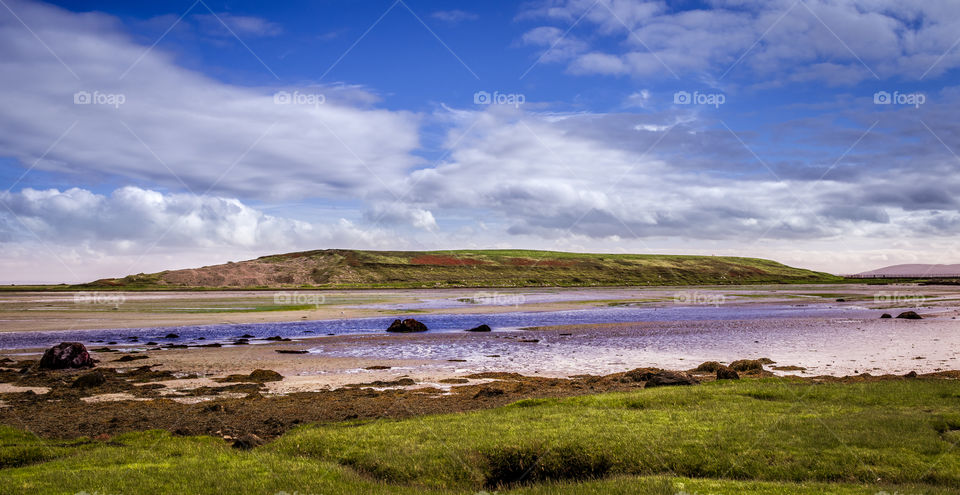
(2, 0), (960, 282)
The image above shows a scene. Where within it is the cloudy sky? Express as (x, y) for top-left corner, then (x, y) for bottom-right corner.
(2, 0), (960, 283)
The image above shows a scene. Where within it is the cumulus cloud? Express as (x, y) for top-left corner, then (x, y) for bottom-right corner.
(521, 0), (960, 83)
(0, 0), (421, 201)
(0, 186), (402, 282)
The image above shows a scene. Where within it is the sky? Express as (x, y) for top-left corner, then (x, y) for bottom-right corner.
(1, 0), (960, 283)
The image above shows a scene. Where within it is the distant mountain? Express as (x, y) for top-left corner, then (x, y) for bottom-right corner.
(855, 264), (960, 277)
(82, 249), (841, 289)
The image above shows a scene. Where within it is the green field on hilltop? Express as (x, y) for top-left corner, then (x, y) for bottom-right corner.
(2, 378), (958, 494)
(71, 249), (842, 290)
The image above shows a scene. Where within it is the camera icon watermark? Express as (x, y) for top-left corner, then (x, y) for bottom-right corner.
(873, 90), (925, 108)
(273, 90), (325, 107)
(673, 90), (725, 108)
(673, 291), (725, 307)
(73, 291), (126, 306)
(874, 291), (925, 307)
(473, 90), (525, 108)
(73, 90), (125, 109)
(471, 291), (526, 307)
(273, 292), (325, 308)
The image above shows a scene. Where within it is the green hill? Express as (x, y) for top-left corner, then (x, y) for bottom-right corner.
(82, 249), (840, 289)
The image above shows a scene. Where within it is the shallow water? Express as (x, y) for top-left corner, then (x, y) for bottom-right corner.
(0, 303), (868, 349)
(2, 301), (957, 377)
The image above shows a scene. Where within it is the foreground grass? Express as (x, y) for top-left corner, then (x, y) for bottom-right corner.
(2, 378), (959, 494)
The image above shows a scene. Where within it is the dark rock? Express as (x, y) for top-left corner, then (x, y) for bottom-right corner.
(72, 370), (106, 388)
(264, 335), (290, 341)
(275, 349), (308, 354)
(896, 311), (922, 320)
(231, 433), (264, 450)
(164, 334), (179, 339)
(239, 334), (256, 339)
(835, 298), (846, 302)
(466, 324), (492, 332)
(904, 371), (918, 378)
(716, 366), (740, 380)
(39, 342), (94, 370)
(386, 318), (428, 333)
(642, 370), (699, 387)
(880, 313), (892, 319)
(518, 339), (539, 343)
(114, 354), (149, 362)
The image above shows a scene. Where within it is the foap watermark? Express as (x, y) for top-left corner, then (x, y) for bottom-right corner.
(873, 90), (925, 108)
(674, 290), (725, 307)
(473, 90), (525, 108)
(673, 90), (725, 108)
(471, 291), (526, 307)
(73, 90), (125, 108)
(273, 292), (325, 308)
(874, 291), (925, 307)
(273, 90), (325, 107)
(73, 291), (126, 306)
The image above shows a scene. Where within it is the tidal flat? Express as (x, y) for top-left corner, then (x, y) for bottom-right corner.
(1, 284), (958, 494)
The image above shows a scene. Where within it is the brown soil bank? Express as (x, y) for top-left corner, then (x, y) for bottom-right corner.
(1, 359), (951, 441)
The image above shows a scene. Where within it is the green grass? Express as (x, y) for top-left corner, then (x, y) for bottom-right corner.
(2, 379), (959, 494)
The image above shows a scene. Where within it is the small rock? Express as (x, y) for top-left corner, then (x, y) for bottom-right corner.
(164, 333), (179, 339)
(643, 370), (699, 387)
(880, 313), (892, 319)
(386, 318), (428, 333)
(904, 371), (918, 378)
(466, 324), (492, 332)
(896, 311), (922, 320)
(232, 433), (264, 450)
(114, 354), (149, 362)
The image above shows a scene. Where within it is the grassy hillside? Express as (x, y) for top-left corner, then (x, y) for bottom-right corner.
(2, 378), (958, 494)
(81, 249), (840, 289)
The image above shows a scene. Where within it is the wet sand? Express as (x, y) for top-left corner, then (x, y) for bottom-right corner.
(1, 283), (957, 395)
(0, 284), (939, 333)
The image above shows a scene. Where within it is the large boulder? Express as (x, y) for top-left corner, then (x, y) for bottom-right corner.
(39, 342), (94, 370)
(386, 318), (428, 333)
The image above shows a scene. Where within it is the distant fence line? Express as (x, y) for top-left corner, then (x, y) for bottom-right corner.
(844, 274), (960, 279)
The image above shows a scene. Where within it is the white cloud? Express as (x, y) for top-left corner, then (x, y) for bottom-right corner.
(522, 0), (960, 83)
(0, 0), (421, 201)
(0, 186), (401, 282)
